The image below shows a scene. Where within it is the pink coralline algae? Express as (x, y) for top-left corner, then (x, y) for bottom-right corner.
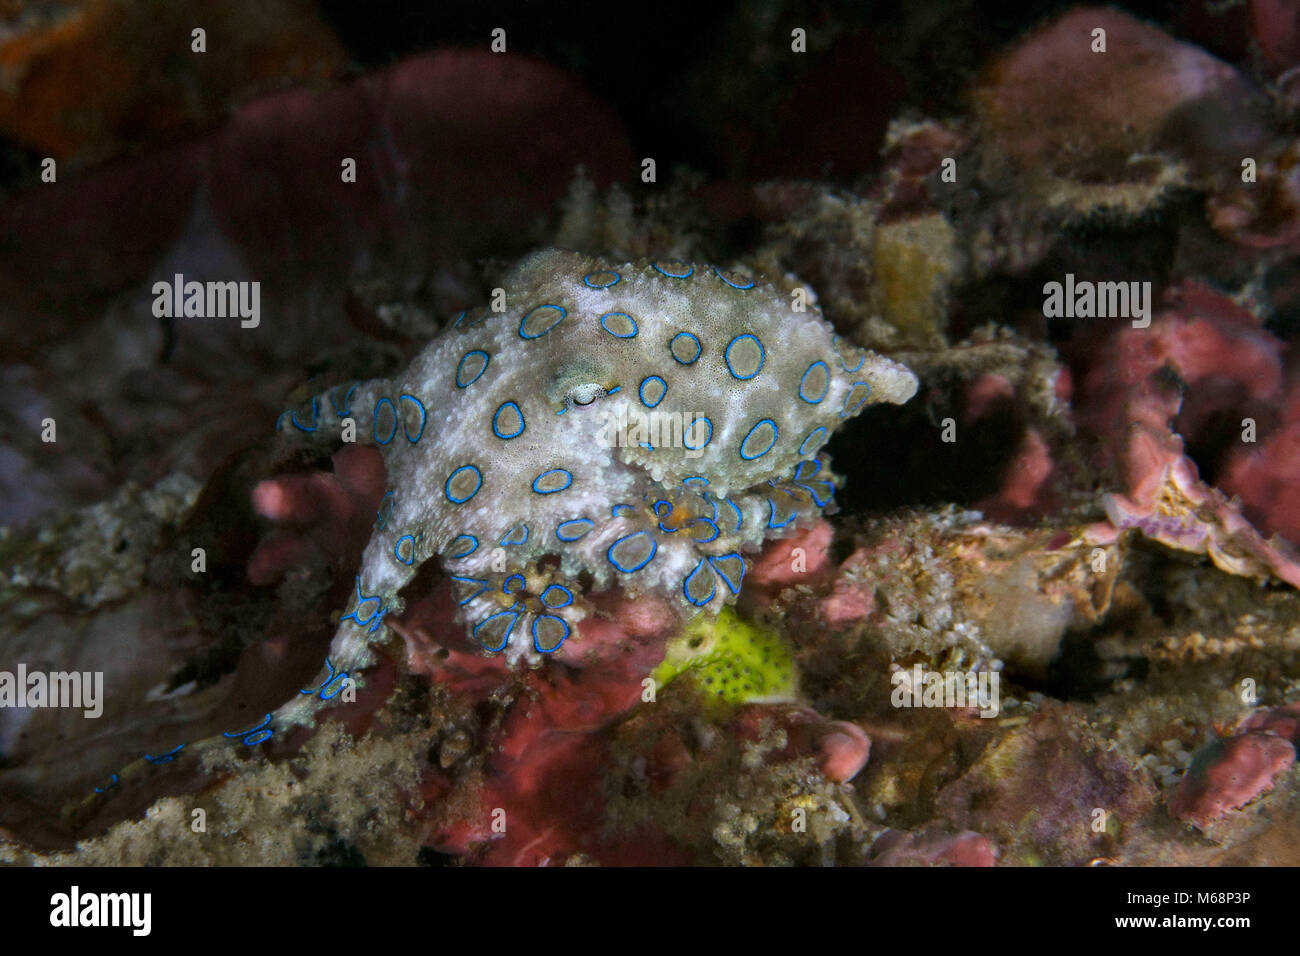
(747, 519), (835, 590)
(817, 719), (872, 783)
(1168, 731), (1296, 830)
(977, 7), (1262, 190)
(248, 445), (388, 586)
(868, 828), (997, 867)
(1168, 705), (1300, 830)
(1077, 281), (1300, 588)
(1221, 379), (1300, 546)
(340, 502), (878, 865)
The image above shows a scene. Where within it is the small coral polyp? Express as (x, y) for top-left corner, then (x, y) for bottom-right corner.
(266, 249), (916, 732)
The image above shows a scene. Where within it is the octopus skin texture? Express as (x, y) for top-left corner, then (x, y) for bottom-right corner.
(269, 248), (918, 729)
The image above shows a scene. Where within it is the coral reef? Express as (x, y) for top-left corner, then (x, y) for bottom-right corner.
(8, 0), (1300, 871)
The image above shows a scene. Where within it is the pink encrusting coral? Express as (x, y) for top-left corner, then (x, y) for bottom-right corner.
(1168, 704), (1300, 830)
(1221, 379), (1300, 546)
(1075, 281), (1300, 587)
(1168, 733), (1296, 829)
(868, 828), (997, 867)
(747, 519), (835, 590)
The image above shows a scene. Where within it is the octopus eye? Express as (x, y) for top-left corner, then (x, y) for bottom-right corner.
(565, 383), (617, 409)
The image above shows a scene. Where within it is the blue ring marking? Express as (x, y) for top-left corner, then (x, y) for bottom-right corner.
(492, 401), (526, 439)
(650, 260), (691, 278)
(716, 497), (743, 530)
(533, 614), (571, 654)
(713, 265), (756, 290)
(606, 385), (622, 395)
(225, 714), (272, 739)
(607, 532), (658, 573)
(682, 476), (709, 487)
(240, 730), (271, 746)
(670, 331), (702, 365)
(399, 394), (427, 442)
(445, 465), (483, 504)
(447, 534), (479, 559)
(330, 383), (357, 417)
(834, 337), (866, 372)
(373, 396), (398, 445)
(520, 304), (567, 339)
(652, 499), (673, 518)
(450, 575), (489, 606)
(556, 518), (594, 542)
(504, 573), (526, 594)
(500, 523), (530, 546)
(767, 497), (798, 529)
(223, 717), (271, 738)
(795, 480), (835, 508)
(452, 309), (469, 329)
(798, 361), (831, 404)
(340, 577), (384, 627)
(724, 333), (766, 380)
(684, 559), (716, 606)
(455, 350), (490, 388)
(473, 610), (519, 653)
(541, 584), (574, 608)
(639, 442), (655, 451)
(395, 534), (417, 565)
(798, 427), (827, 457)
(301, 659), (337, 695)
(375, 490), (394, 531)
(145, 744), (186, 765)
(794, 459), (822, 481)
(600, 311), (638, 338)
(584, 270), (621, 289)
(95, 773), (121, 793)
(687, 517), (720, 543)
(532, 468), (573, 494)
(684, 416), (712, 450)
(639, 375), (667, 408)
(321, 666), (350, 699)
(290, 397), (319, 433)
(612, 503), (635, 518)
(708, 554), (745, 594)
(740, 419), (778, 460)
(842, 381), (872, 417)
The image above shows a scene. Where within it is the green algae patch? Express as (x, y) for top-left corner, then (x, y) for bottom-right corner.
(653, 607), (797, 706)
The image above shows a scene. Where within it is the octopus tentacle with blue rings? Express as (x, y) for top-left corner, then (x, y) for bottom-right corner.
(270, 249), (916, 730)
